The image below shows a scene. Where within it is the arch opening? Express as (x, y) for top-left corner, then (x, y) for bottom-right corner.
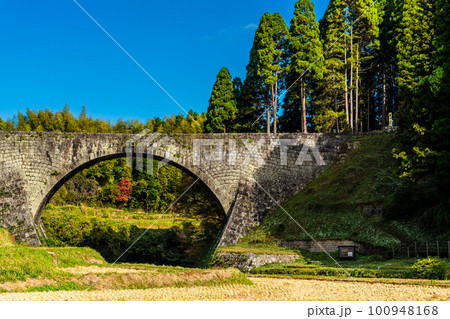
(37, 153), (228, 267)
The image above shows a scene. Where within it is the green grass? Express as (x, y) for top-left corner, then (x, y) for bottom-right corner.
(0, 228), (251, 293)
(260, 134), (430, 247)
(218, 228), (298, 255)
(43, 204), (200, 229)
(218, 245), (297, 255)
(248, 250), (450, 280)
(0, 245), (106, 283)
(0, 228), (14, 247)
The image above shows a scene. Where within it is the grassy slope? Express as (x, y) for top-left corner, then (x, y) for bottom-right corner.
(261, 133), (429, 247)
(0, 228), (250, 293)
(43, 204), (200, 229)
(0, 228), (13, 246)
(0, 245), (106, 283)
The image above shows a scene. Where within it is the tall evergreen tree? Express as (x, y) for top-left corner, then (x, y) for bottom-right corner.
(254, 12), (289, 134)
(348, 0), (380, 132)
(395, 0), (435, 101)
(314, 0), (348, 132)
(205, 67), (237, 133)
(237, 39), (266, 132)
(394, 0), (437, 172)
(282, 0), (324, 133)
(17, 111), (30, 131)
(373, 0), (399, 129)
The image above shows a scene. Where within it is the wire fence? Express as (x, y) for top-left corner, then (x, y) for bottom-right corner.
(391, 241), (450, 260)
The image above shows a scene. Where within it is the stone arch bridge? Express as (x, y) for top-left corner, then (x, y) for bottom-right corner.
(0, 131), (351, 246)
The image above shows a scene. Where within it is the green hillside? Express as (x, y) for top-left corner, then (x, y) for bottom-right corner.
(257, 133), (438, 248)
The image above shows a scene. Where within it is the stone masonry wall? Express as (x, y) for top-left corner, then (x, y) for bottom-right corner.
(0, 131), (351, 245)
(215, 251), (298, 271)
(279, 240), (366, 254)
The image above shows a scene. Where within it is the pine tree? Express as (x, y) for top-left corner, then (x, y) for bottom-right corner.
(205, 67), (237, 133)
(396, 0), (435, 100)
(17, 111), (31, 131)
(61, 104), (79, 132)
(282, 0), (324, 133)
(314, 0), (348, 132)
(348, 0), (380, 132)
(254, 12), (289, 134)
(78, 105), (91, 132)
(237, 41), (266, 132)
(27, 109), (43, 131)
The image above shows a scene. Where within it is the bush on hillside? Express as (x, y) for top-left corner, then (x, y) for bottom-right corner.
(412, 257), (447, 280)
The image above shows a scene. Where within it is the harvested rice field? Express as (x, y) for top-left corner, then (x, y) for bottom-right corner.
(1, 277), (448, 301)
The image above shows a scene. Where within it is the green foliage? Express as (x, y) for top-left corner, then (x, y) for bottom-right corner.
(0, 105), (206, 134)
(259, 134), (433, 246)
(412, 257), (448, 280)
(236, 32), (267, 132)
(42, 209), (187, 265)
(281, 0), (323, 133)
(315, 0), (348, 132)
(42, 204), (223, 267)
(255, 13), (289, 88)
(392, 0), (449, 232)
(205, 67), (238, 133)
(254, 12), (289, 133)
(248, 253), (433, 279)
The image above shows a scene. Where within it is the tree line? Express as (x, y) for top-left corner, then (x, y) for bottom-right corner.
(0, 0), (448, 230)
(0, 104), (205, 134)
(205, 0), (447, 137)
(205, 0), (449, 222)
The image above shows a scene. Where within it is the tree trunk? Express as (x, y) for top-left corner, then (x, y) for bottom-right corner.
(367, 88), (370, 132)
(344, 36), (349, 124)
(335, 93), (339, 132)
(301, 78), (307, 133)
(273, 81), (278, 134)
(267, 96), (271, 135)
(382, 66), (387, 128)
(349, 28), (354, 131)
(355, 45), (359, 132)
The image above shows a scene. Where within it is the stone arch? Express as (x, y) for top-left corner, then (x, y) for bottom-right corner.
(34, 152), (228, 224)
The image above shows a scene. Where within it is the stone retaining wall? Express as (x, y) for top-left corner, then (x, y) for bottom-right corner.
(278, 240), (366, 254)
(215, 252), (298, 271)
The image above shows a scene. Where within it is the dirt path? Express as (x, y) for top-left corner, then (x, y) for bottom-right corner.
(0, 277), (448, 301)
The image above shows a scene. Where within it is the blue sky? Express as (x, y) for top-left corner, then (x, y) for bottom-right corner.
(0, 0), (327, 122)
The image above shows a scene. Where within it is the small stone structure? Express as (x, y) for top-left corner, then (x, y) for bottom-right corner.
(279, 240), (366, 254)
(0, 132), (351, 245)
(215, 251), (298, 271)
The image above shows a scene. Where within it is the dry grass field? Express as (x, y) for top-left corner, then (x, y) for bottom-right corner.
(0, 276), (448, 301)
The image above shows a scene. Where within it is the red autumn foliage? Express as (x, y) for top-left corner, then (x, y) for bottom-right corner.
(115, 178), (132, 203)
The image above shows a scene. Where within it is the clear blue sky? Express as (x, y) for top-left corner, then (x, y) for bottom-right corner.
(0, 0), (327, 122)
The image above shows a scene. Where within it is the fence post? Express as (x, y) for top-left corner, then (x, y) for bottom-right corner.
(415, 242), (418, 257)
(407, 246), (410, 258)
(437, 241), (439, 257)
(426, 241), (429, 257)
(392, 247), (395, 259)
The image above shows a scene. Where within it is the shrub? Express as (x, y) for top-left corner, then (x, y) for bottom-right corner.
(42, 210), (187, 265)
(412, 257), (447, 280)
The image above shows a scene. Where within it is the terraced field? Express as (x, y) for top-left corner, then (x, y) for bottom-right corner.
(1, 276), (449, 301)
